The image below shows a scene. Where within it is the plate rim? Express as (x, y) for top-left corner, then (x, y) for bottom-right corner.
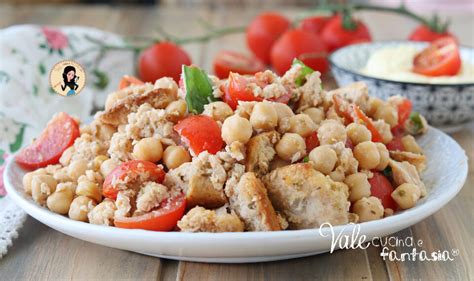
(3, 126), (469, 259)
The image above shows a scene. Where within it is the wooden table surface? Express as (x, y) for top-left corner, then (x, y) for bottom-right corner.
(0, 3), (473, 281)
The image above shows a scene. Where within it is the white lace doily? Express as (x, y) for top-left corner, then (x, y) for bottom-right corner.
(0, 196), (27, 258)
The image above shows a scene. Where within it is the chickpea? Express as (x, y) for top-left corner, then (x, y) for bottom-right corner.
(203, 101), (233, 122)
(76, 180), (102, 202)
(344, 173), (371, 202)
(309, 146), (338, 175)
(367, 97), (384, 116)
(375, 143), (389, 171)
(93, 155), (109, 171)
(100, 158), (121, 178)
(303, 107), (325, 125)
(317, 120), (347, 145)
(221, 115), (253, 144)
(329, 169), (345, 182)
(353, 141), (380, 170)
(67, 159), (88, 181)
(163, 145), (191, 169)
(68, 196), (96, 222)
(31, 175), (57, 205)
(374, 104), (398, 128)
(47, 187), (74, 215)
(401, 135), (423, 154)
(132, 137), (163, 162)
(346, 123), (371, 145)
(250, 102), (278, 131)
(166, 100), (187, 121)
(272, 103), (294, 121)
(352, 196), (384, 222)
(23, 171), (38, 195)
(59, 146), (75, 166)
(391, 183), (421, 209)
(288, 114), (317, 137)
(275, 133), (306, 162)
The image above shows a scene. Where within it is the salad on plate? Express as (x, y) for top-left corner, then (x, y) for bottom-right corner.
(15, 60), (429, 233)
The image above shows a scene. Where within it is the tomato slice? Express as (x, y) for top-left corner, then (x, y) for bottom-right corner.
(353, 106), (383, 143)
(391, 98), (413, 133)
(413, 37), (461, 76)
(386, 135), (404, 151)
(223, 73), (263, 110)
(174, 115), (224, 155)
(305, 131), (319, 153)
(213, 51), (265, 79)
(368, 171), (397, 210)
(103, 160), (166, 200)
(15, 112), (79, 169)
(118, 75), (144, 90)
(115, 193), (186, 231)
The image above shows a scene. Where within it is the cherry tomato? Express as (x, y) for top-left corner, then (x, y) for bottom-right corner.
(15, 113), (79, 169)
(386, 135), (404, 151)
(305, 131), (319, 153)
(115, 193), (186, 231)
(300, 16), (331, 35)
(174, 115), (224, 155)
(270, 29), (329, 75)
(413, 37), (461, 76)
(409, 25), (457, 43)
(246, 12), (291, 64)
(138, 42), (191, 83)
(223, 73), (263, 110)
(103, 160), (166, 200)
(118, 75), (144, 90)
(353, 105), (383, 143)
(320, 15), (371, 52)
(368, 171), (397, 210)
(213, 51), (265, 79)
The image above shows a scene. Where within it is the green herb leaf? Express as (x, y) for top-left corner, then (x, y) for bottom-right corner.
(183, 65), (219, 114)
(382, 166), (392, 179)
(9, 124), (25, 152)
(292, 58), (314, 86)
(409, 112), (423, 133)
(302, 156), (309, 163)
(92, 69), (109, 90)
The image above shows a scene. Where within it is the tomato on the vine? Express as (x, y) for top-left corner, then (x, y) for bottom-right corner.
(138, 42), (191, 83)
(213, 51), (265, 79)
(413, 37), (461, 76)
(270, 29), (329, 75)
(320, 15), (371, 52)
(300, 16), (331, 35)
(246, 12), (291, 64)
(409, 25), (457, 43)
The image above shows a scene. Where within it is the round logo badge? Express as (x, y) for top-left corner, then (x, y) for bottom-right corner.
(49, 60), (86, 97)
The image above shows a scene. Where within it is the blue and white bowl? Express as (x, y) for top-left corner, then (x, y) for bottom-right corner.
(329, 41), (474, 132)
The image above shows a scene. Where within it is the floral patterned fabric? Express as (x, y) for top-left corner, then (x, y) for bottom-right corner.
(0, 25), (135, 257)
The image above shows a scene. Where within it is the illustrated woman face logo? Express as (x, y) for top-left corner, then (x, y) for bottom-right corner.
(63, 65), (77, 84)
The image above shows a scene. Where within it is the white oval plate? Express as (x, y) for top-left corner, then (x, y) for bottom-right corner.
(4, 127), (468, 263)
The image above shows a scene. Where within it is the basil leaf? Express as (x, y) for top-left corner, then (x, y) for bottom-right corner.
(292, 58), (314, 87)
(302, 156), (309, 163)
(183, 65), (218, 114)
